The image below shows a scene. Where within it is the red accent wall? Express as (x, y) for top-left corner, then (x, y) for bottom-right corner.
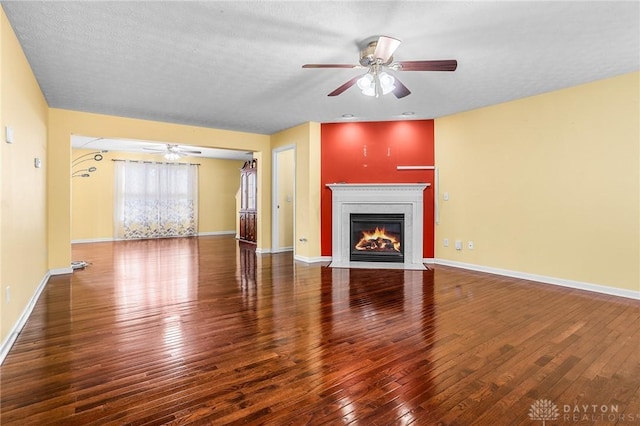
(321, 120), (435, 258)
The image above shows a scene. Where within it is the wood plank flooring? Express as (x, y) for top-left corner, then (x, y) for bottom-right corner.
(1, 236), (638, 425)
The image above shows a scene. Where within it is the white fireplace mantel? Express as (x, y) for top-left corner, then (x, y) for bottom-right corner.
(327, 183), (430, 270)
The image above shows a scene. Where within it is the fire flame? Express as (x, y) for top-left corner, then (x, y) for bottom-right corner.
(355, 227), (401, 252)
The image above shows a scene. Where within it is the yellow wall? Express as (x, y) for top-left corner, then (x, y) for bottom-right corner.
(435, 72), (640, 292)
(71, 149), (243, 241)
(271, 122), (322, 260)
(49, 109), (270, 269)
(71, 149), (114, 240)
(198, 156), (244, 235)
(0, 11), (4, 335)
(0, 8), (49, 344)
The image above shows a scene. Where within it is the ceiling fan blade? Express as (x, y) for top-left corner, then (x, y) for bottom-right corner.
(374, 36), (401, 63)
(392, 78), (411, 99)
(328, 75), (361, 97)
(180, 149), (202, 155)
(302, 64), (359, 69)
(142, 147), (166, 152)
(397, 60), (458, 71)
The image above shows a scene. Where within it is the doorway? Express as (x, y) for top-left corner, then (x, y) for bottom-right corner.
(272, 146), (295, 253)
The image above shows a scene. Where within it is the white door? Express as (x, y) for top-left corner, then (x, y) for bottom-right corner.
(272, 147), (295, 252)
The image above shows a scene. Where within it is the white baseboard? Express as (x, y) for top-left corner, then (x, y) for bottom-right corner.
(294, 255), (331, 263)
(255, 247), (271, 254)
(50, 267), (73, 275)
(0, 272), (51, 365)
(434, 259), (640, 300)
(72, 232), (236, 244)
(198, 231), (236, 236)
(271, 246), (294, 253)
(71, 237), (113, 244)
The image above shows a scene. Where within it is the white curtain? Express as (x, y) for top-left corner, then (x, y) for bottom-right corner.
(114, 161), (198, 239)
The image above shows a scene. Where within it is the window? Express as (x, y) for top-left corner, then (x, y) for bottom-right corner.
(114, 161), (198, 239)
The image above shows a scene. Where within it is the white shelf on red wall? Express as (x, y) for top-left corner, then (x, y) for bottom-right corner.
(396, 165), (436, 170)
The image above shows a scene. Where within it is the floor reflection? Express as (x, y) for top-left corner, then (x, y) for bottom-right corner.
(237, 241), (257, 311)
(319, 267), (436, 420)
(113, 237), (200, 313)
(321, 267), (435, 332)
(347, 269), (406, 313)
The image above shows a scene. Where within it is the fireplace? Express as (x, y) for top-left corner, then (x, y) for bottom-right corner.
(350, 213), (404, 263)
(326, 183), (430, 270)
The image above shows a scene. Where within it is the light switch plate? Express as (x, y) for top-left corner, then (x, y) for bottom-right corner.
(5, 126), (14, 143)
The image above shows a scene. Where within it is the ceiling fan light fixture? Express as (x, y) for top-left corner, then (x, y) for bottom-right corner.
(357, 73), (377, 97)
(378, 72), (396, 95)
(357, 73), (374, 91)
(357, 71), (395, 97)
(362, 86), (376, 97)
(164, 152), (181, 161)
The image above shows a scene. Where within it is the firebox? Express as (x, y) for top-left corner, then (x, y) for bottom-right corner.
(350, 213), (404, 263)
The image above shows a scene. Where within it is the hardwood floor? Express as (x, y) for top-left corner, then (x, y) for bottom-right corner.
(1, 236), (638, 425)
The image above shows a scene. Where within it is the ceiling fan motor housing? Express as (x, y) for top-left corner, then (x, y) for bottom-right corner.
(359, 41), (393, 66)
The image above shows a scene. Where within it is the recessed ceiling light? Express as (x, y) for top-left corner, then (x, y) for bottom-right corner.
(402, 111), (415, 116)
(341, 114), (355, 118)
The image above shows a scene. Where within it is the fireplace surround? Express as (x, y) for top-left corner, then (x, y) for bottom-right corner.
(326, 183), (429, 270)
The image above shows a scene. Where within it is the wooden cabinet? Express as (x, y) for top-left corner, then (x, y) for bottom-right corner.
(239, 159), (257, 243)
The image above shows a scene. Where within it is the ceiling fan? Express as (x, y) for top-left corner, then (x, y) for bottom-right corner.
(144, 144), (202, 160)
(302, 35), (457, 98)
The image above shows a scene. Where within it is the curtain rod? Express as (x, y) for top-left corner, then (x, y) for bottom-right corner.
(111, 159), (200, 166)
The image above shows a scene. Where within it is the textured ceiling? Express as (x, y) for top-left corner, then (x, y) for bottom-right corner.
(3, 1), (639, 141)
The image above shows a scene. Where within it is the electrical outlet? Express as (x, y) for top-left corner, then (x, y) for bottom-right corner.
(455, 240), (462, 250)
(468, 241), (474, 250)
(443, 238), (449, 247)
(5, 286), (10, 304)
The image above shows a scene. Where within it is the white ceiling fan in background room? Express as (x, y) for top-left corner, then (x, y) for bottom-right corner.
(303, 35), (458, 98)
(70, 135), (253, 161)
(143, 144), (202, 161)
